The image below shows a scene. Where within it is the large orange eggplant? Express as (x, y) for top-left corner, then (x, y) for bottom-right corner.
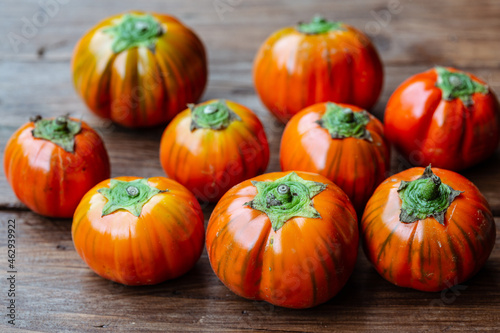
(280, 102), (390, 214)
(206, 171), (358, 308)
(72, 176), (205, 285)
(254, 16), (383, 123)
(4, 116), (110, 218)
(71, 11), (207, 128)
(361, 166), (496, 291)
(159, 99), (269, 202)
(384, 67), (500, 170)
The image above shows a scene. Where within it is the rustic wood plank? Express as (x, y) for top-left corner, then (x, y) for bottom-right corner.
(1, 0), (500, 331)
(0, 211), (499, 332)
(2, 0), (500, 69)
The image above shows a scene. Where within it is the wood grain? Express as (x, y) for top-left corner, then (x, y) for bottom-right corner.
(2, 0), (500, 68)
(1, 0), (500, 331)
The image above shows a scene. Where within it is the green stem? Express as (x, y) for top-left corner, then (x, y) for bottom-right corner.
(104, 13), (163, 53)
(398, 166), (462, 225)
(245, 172), (327, 231)
(31, 115), (82, 153)
(126, 186), (140, 197)
(266, 184), (293, 207)
(317, 102), (372, 141)
(297, 16), (343, 34)
(98, 178), (167, 217)
(54, 116), (69, 131)
(275, 184), (292, 203)
(339, 109), (354, 123)
(204, 105), (218, 115)
(190, 100), (242, 131)
(435, 67), (488, 106)
(419, 176), (441, 201)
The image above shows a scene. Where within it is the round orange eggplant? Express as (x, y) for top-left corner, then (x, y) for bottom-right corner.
(71, 11), (207, 128)
(361, 166), (496, 291)
(384, 66), (500, 170)
(4, 116), (110, 218)
(72, 176), (205, 286)
(280, 102), (390, 214)
(159, 99), (269, 202)
(206, 171), (359, 308)
(253, 16), (383, 123)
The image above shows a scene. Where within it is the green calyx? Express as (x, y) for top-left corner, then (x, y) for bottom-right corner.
(244, 172), (327, 232)
(435, 67), (488, 106)
(190, 100), (242, 131)
(297, 16), (343, 34)
(98, 178), (166, 217)
(31, 115), (81, 153)
(317, 103), (372, 141)
(104, 13), (163, 53)
(398, 166), (462, 225)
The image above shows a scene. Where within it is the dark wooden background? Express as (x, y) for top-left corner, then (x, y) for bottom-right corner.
(1, 0), (500, 331)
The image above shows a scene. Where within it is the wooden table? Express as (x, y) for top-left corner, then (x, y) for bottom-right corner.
(1, 0), (500, 331)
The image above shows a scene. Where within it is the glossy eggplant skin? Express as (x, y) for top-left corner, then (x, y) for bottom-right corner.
(254, 22), (383, 123)
(72, 11), (207, 128)
(206, 171), (359, 308)
(159, 100), (269, 202)
(361, 167), (496, 291)
(280, 102), (390, 214)
(72, 176), (205, 286)
(4, 119), (110, 218)
(384, 67), (500, 170)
